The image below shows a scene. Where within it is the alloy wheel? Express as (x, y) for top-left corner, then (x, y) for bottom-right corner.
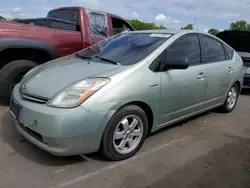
(112, 115), (144, 154)
(226, 86), (237, 109)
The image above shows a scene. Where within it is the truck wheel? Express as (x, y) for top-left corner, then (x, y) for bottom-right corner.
(0, 60), (38, 103)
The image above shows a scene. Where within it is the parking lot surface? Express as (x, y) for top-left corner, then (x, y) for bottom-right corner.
(0, 91), (250, 188)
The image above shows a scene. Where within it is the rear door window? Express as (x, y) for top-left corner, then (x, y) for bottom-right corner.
(202, 35), (226, 63)
(88, 12), (108, 38)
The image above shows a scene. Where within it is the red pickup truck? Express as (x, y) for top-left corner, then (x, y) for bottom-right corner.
(0, 7), (135, 102)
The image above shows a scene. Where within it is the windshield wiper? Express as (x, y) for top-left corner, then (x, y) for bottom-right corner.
(94, 55), (121, 65)
(75, 53), (92, 59)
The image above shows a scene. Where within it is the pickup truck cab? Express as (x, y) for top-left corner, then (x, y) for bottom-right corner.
(0, 7), (135, 103)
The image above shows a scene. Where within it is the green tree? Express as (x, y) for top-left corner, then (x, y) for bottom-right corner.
(229, 20), (250, 31)
(127, 19), (167, 30)
(181, 24), (193, 30)
(158, 25), (166, 29)
(208, 28), (220, 36)
(0, 15), (6, 21)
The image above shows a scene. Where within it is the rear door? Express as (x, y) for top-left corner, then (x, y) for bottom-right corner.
(201, 34), (235, 106)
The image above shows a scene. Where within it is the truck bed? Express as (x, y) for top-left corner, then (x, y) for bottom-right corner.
(14, 17), (80, 31)
(0, 20), (83, 57)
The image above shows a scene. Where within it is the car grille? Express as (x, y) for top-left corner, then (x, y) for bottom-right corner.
(21, 92), (49, 104)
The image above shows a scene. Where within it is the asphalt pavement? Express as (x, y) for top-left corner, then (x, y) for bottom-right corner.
(0, 91), (250, 188)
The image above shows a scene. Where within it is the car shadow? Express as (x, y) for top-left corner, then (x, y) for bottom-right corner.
(0, 111), (85, 166)
(148, 111), (210, 137)
(0, 99), (9, 106)
(241, 88), (250, 95)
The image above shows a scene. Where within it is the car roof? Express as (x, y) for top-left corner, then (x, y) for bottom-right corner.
(125, 29), (203, 35)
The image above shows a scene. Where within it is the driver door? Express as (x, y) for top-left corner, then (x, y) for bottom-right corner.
(159, 34), (207, 125)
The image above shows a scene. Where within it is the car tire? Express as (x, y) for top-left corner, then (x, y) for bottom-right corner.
(0, 60), (38, 104)
(220, 83), (239, 113)
(101, 105), (148, 161)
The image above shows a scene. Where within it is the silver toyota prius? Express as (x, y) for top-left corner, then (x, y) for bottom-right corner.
(9, 30), (244, 161)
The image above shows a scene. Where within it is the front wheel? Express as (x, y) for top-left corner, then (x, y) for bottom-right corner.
(220, 83), (239, 113)
(101, 105), (148, 161)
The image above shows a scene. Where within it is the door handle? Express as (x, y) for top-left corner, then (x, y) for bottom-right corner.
(197, 72), (205, 79)
(228, 66), (234, 73)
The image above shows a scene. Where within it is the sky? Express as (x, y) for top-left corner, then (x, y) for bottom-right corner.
(0, 0), (249, 32)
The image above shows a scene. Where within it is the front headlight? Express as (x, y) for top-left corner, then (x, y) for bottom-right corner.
(48, 78), (110, 108)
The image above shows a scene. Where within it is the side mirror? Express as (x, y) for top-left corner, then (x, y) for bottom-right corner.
(162, 57), (189, 70)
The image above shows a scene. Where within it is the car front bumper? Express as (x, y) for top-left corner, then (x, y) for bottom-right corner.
(10, 84), (112, 156)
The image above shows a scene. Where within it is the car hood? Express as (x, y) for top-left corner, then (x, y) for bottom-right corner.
(216, 30), (250, 55)
(21, 55), (126, 99)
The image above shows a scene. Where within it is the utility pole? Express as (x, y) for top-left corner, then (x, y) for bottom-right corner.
(193, 17), (197, 26)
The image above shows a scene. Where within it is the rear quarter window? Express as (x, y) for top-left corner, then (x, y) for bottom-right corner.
(223, 44), (234, 60)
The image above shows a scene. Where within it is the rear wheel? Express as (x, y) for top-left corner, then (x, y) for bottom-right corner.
(220, 83), (239, 113)
(101, 105), (148, 161)
(0, 60), (38, 103)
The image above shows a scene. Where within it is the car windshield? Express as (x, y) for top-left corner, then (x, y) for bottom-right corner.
(75, 33), (172, 65)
